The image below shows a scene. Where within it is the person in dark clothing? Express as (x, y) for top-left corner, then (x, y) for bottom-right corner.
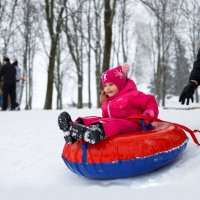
(179, 48), (200, 105)
(0, 56), (16, 110)
(13, 60), (21, 110)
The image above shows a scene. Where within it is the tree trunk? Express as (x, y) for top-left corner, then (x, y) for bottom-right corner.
(87, 0), (92, 108)
(44, 0), (66, 109)
(77, 74), (83, 108)
(44, 39), (57, 109)
(102, 0), (116, 73)
(93, 0), (103, 108)
(55, 38), (63, 109)
(64, 1), (84, 109)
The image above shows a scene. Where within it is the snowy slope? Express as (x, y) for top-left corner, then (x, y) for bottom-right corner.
(0, 107), (200, 200)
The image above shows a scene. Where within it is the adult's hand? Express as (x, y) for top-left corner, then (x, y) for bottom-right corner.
(179, 81), (197, 105)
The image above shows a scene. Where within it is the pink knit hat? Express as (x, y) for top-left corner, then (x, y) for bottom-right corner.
(101, 64), (130, 91)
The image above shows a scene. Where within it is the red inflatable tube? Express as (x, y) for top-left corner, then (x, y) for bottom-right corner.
(62, 122), (189, 179)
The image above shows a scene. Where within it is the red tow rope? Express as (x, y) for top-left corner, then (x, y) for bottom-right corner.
(127, 114), (200, 146)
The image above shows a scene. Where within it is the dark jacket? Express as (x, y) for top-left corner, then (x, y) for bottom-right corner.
(0, 62), (16, 84)
(189, 48), (200, 84)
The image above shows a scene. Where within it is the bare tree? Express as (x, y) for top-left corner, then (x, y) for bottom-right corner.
(20, 0), (40, 109)
(172, 36), (190, 95)
(86, 0), (92, 108)
(44, 0), (67, 109)
(112, 0), (132, 66)
(0, 0), (6, 27)
(0, 0), (18, 55)
(63, 0), (85, 108)
(102, 0), (117, 73)
(54, 34), (63, 109)
(92, 0), (104, 108)
(119, 0), (129, 62)
(139, 0), (183, 106)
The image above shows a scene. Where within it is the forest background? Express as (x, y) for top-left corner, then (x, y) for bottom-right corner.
(0, 0), (200, 110)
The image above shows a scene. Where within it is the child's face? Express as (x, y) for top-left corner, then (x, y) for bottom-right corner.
(103, 83), (119, 97)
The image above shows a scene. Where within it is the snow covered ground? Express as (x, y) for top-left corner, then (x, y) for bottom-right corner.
(0, 104), (200, 200)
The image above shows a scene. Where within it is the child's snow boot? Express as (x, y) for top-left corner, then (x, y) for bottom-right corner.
(58, 112), (75, 144)
(70, 123), (105, 144)
(58, 112), (73, 131)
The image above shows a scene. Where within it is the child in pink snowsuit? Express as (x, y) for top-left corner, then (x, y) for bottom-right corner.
(58, 64), (159, 144)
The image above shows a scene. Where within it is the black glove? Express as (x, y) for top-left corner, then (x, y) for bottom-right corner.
(179, 81), (197, 105)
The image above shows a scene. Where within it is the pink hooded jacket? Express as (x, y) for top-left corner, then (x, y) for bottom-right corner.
(77, 79), (159, 139)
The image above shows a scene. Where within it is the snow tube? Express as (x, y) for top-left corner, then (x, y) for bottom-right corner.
(62, 121), (189, 179)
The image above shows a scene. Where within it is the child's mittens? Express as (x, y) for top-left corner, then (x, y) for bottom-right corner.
(142, 110), (155, 126)
(122, 63), (130, 75)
